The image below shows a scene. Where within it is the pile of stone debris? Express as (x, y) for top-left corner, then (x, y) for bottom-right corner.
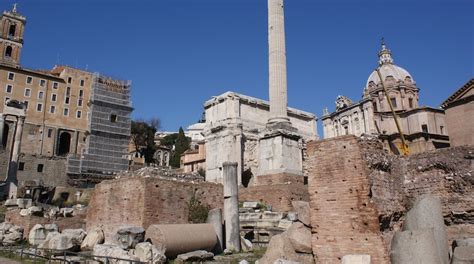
(241, 201), (314, 264)
(116, 166), (205, 183)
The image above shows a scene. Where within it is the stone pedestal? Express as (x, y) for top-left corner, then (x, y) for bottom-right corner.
(257, 128), (302, 178)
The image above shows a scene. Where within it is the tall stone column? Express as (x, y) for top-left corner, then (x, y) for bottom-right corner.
(268, 0), (290, 125)
(0, 114), (4, 148)
(223, 162), (241, 252)
(7, 116), (24, 199)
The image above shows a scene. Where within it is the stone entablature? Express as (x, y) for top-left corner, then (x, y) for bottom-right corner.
(203, 91), (318, 185)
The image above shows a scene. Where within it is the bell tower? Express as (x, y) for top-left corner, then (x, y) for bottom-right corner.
(0, 4), (26, 66)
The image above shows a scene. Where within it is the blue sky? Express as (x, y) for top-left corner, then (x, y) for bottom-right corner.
(5, 0), (473, 135)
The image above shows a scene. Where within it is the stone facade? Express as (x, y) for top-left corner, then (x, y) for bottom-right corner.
(441, 78), (473, 147)
(306, 135), (473, 262)
(204, 92), (317, 185)
(322, 42), (449, 154)
(86, 177), (223, 242)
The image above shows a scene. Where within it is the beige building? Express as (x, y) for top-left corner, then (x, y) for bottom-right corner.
(321, 42), (449, 154)
(441, 79), (473, 147)
(180, 141), (205, 173)
(0, 5), (132, 187)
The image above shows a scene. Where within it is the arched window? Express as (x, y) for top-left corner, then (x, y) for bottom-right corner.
(57, 132), (71, 156)
(5, 46), (12, 58)
(8, 24), (16, 37)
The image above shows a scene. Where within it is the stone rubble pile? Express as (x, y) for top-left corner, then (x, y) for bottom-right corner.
(256, 201), (314, 264)
(116, 166), (205, 182)
(0, 222), (23, 245)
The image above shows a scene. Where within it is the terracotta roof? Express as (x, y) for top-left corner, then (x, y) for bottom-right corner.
(441, 78), (474, 108)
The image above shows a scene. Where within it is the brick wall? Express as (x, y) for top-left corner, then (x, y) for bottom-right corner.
(86, 177), (223, 242)
(307, 135), (389, 263)
(306, 135), (473, 263)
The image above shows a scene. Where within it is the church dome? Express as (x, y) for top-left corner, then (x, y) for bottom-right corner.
(365, 41), (414, 92)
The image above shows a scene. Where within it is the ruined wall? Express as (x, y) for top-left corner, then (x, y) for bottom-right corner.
(307, 136), (389, 263)
(86, 177), (223, 241)
(0, 149), (68, 188)
(360, 140), (474, 246)
(306, 135), (473, 262)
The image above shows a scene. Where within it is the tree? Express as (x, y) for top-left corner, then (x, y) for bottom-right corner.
(131, 118), (160, 163)
(170, 127), (190, 168)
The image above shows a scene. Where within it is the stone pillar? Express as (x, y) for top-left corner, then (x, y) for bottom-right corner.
(403, 195), (449, 264)
(268, 0), (290, 125)
(223, 162), (241, 252)
(0, 113), (4, 148)
(7, 116), (25, 199)
(391, 229), (442, 264)
(207, 208), (223, 253)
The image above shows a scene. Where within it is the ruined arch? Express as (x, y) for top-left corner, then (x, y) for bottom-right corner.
(57, 132), (71, 156)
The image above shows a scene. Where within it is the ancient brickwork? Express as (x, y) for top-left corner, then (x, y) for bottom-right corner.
(360, 140), (474, 246)
(307, 135), (389, 263)
(306, 135), (473, 262)
(86, 177), (223, 242)
(239, 174), (309, 212)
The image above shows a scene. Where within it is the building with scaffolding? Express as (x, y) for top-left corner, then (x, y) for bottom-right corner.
(67, 74), (132, 184)
(0, 5), (132, 190)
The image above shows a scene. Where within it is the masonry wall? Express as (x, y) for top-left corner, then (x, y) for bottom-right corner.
(307, 136), (389, 263)
(445, 101), (474, 147)
(306, 136), (474, 262)
(86, 177), (223, 242)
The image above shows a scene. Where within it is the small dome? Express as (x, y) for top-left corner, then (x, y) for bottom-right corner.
(366, 64), (413, 88)
(365, 40), (414, 92)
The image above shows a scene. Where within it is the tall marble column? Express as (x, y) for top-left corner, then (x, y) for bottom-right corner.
(268, 0), (290, 125)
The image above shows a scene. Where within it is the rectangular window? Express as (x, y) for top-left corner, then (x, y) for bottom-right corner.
(36, 103), (43, 112)
(53, 82), (58, 89)
(24, 101), (28, 109)
(76, 110), (82, 118)
(67, 77), (72, 84)
(26, 76), (33, 85)
(49, 105), (55, 114)
(65, 97), (70, 104)
(51, 94), (57, 102)
(5, 84), (12, 93)
(110, 114), (117, 123)
(24, 88), (31, 97)
(390, 98), (397, 108)
(63, 108), (69, 116)
(37, 164), (44, 173)
(78, 99), (83, 107)
(66, 87), (71, 96)
(440, 126), (444, 134)
(80, 79), (85, 87)
(408, 98), (413, 108)
(47, 128), (53, 138)
(421, 124), (428, 133)
(8, 72), (14, 81)
(18, 162), (25, 171)
(39, 79), (46, 87)
(79, 90), (84, 97)
(38, 91), (44, 100)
